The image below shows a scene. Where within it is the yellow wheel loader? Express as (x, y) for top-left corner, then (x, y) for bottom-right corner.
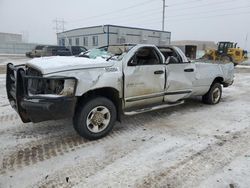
(203, 41), (248, 66)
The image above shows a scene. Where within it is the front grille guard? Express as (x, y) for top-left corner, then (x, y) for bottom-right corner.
(6, 63), (77, 122)
(6, 63), (29, 122)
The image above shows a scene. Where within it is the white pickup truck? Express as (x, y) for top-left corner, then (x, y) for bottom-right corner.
(6, 44), (234, 140)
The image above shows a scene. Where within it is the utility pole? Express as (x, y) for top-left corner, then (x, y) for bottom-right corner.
(53, 18), (66, 33)
(244, 33), (248, 50)
(162, 0), (167, 31)
(53, 18), (66, 46)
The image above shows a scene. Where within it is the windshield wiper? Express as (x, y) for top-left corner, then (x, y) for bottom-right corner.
(106, 55), (117, 61)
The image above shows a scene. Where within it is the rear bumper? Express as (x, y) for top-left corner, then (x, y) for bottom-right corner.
(223, 79), (234, 87)
(6, 63), (77, 123)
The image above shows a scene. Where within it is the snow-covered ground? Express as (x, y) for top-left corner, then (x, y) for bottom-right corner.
(0, 57), (250, 188)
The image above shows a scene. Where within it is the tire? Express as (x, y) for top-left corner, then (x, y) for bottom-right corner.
(202, 83), (222, 105)
(73, 97), (117, 140)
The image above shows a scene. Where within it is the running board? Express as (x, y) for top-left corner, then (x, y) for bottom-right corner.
(124, 101), (184, 116)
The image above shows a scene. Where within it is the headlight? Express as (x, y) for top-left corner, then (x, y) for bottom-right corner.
(59, 79), (76, 96)
(47, 79), (64, 94)
(27, 77), (77, 97)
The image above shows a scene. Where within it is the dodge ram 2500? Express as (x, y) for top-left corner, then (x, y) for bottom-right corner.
(6, 44), (234, 140)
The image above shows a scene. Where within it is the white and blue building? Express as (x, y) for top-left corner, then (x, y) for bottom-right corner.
(57, 25), (171, 49)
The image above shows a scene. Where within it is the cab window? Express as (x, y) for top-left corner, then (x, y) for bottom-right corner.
(158, 47), (182, 64)
(128, 47), (161, 66)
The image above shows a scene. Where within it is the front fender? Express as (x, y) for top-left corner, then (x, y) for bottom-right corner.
(46, 67), (123, 98)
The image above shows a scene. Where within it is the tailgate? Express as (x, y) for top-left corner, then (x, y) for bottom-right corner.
(219, 63), (234, 85)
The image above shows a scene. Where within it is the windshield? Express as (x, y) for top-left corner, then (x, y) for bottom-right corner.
(79, 44), (135, 60)
(86, 48), (112, 59)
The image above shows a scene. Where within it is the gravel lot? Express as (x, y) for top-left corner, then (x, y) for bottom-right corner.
(0, 56), (250, 188)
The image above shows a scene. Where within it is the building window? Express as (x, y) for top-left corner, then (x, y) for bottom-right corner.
(92, 36), (98, 46)
(61, 38), (65, 46)
(68, 38), (72, 45)
(58, 39), (62, 46)
(117, 37), (126, 44)
(75, 38), (79, 46)
(83, 37), (88, 46)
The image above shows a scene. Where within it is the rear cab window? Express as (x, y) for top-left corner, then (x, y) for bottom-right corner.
(158, 46), (188, 63)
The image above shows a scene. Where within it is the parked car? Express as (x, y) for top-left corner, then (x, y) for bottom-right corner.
(41, 45), (87, 57)
(25, 45), (45, 58)
(68, 46), (87, 55)
(6, 44), (234, 140)
(41, 45), (71, 56)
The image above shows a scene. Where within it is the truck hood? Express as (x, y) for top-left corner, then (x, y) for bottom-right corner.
(26, 56), (115, 75)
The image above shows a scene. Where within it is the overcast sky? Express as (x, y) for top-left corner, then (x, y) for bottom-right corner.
(0, 0), (249, 50)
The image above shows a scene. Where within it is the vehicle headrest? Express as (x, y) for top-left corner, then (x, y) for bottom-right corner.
(136, 48), (150, 57)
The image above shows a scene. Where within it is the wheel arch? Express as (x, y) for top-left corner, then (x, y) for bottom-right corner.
(212, 76), (224, 85)
(202, 76), (224, 97)
(76, 87), (122, 121)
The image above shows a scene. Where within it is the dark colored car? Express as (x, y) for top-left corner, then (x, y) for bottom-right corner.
(42, 46), (71, 56)
(68, 46), (87, 55)
(42, 45), (87, 57)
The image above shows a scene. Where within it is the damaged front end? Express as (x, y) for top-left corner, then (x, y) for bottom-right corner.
(6, 63), (77, 123)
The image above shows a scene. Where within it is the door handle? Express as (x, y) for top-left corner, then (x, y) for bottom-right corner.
(184, 68), (194, 72)
(154, 70), (164, 74)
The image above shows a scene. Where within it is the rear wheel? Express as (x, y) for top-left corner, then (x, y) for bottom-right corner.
(73, 97), (117, 140)
(202, 83), (222, 105)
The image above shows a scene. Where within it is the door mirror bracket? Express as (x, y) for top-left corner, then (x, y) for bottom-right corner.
(129, 56), (137, 66)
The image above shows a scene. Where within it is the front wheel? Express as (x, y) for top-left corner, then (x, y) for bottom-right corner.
(73, 97), (117, 140)
(202, 83), (222, 104)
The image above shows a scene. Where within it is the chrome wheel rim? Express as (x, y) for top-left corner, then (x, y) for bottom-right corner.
(212, 88), (221, 103)
(86, 106), (111, 133)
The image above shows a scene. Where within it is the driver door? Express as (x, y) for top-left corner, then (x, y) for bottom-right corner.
(124, 47), (166, 110)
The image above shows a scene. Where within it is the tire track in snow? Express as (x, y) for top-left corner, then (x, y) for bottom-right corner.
(0, 113), (19, 123)
(0, 114), (155, 175)
(0, 101), (205, 176)
(0, 100), (213, 178)
(35, 128), (157, 188)
(136, 127), (250, 188)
